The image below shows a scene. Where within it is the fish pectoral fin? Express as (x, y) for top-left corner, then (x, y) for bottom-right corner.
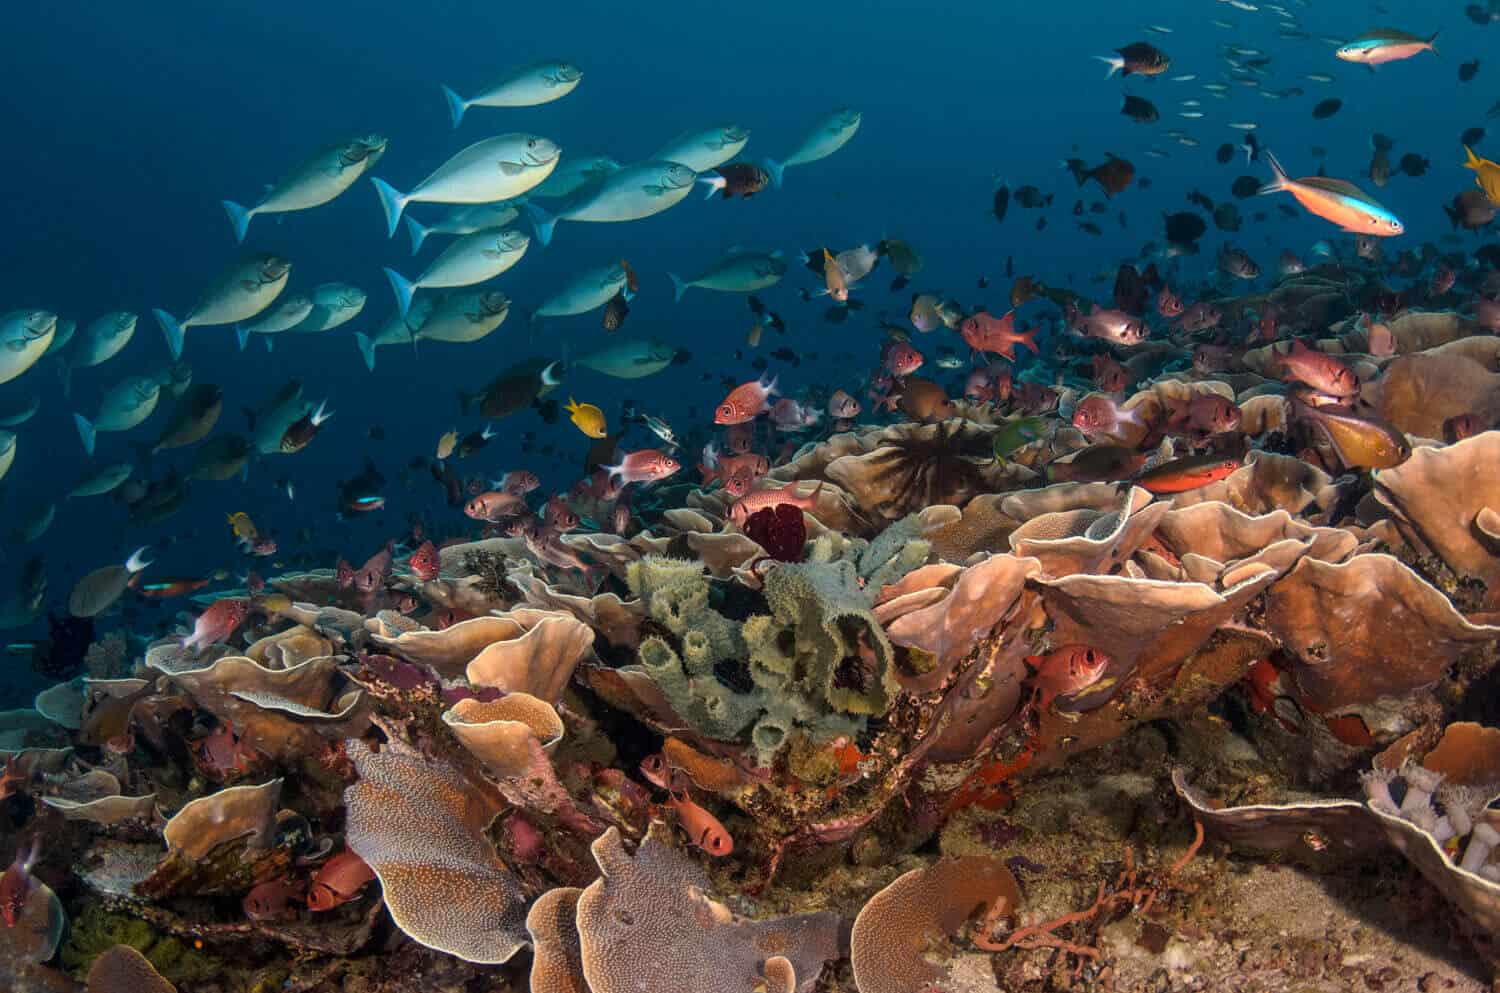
(642, 184), (667, 197)
(498, 160), (525, 176)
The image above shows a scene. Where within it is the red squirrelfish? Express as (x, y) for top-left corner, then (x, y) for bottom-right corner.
(0, 837), (42, 928)
(1177, 301), (1222, 333)
(243, 878), (304, 922)
(1081, 305), (1148, 345)
(306, 850), (377, 912)
(465, 490), (528, 523)
(1155, 286), (1184, 317)
(881, 340), (924, 376)
(1271, 339), (1358, 397)
(1072, 395), (1146, 437)
(715, 376), (778, 425)
(183, 598), (250, 654)
(605, 449), (681, 485)
(961, 310), (1040, 360)
(1092, 354), (1131, 393)
(768, 398), (821, 431)
(543, 494), (580, 531)
(666, 793), (734, 856)
(1024, 645), (1111, 712)
(498, 470), (540, 495)
(728, 481), (824, 527)
(354, 541), (394, 593)
(408, 541), (440, 582)
(828, 389), (861, 419)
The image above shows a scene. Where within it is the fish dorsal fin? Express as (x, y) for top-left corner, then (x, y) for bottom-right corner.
(1298, 175), (1370, 199)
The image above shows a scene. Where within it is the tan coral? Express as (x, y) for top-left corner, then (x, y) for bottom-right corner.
(344, 736), (527, 964)
(463, 610), (595, 704)
(1364, 352), (1500, 439)
(1008, 485), (1166, 577)
(850, 856), (1021, 993)
(511, 568), (645, 648)
(526, 887), (587, 993)
(1372, 432), (1500, 597)
(1169, 450), (1339, 515)
(884, 554), (1042, 692)
(243, 625), (332, 668)
(162, 779), (282, 860)
(85, 945), (176, 993)
(443, 693), (564, 776)
(576, 825), (842, 993)
(1264, 554), (1500, 710)
(1420, 722), (1500, 788)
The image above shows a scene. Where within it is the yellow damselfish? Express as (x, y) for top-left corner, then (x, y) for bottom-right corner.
(564, 397), (607, 438)
(1463, 145), (1500, 207)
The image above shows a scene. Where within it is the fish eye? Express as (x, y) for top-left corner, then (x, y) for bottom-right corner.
(1084, 650), (1095, 662)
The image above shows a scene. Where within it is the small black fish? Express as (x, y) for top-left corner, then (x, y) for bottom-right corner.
(1188, 190), (1214, 212)
(890, 275), (909, 291)
(1241, 132), (1262, 162)
(750, 357), (768, 372)
(1014, 185), (1051, 208)
(1036, 216), (1047, 231)
(992, 182), (1010, 223)
(823, 306), (849, 324)
(1078, 221), (1103, 236)
(1231, 175), (1261, 198)
(1466, 4), (1492, 25)
(747, 295), (765, 315)
(1072, 199), (1084, 216)
(769, 347), (800, 365)
(1120, 94), (1160, 123)
(1398, 153), (1429, 177)
(766, 313), (786, 334)
(1138, 177), (1152, 189)
(1005, 255), (1014, 277)
(1311, 98), (1342, 119)
(1216, 143), (1235, 164)
(1461, 59), (1481, 83)
(977, 276), (990, 288)
(1212, 202), (1242, 232)
(1163, 211), (1206, 245)
(1462, 126), (1487, 147)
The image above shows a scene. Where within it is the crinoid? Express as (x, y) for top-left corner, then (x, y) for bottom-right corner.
(827, 420), (1004, 521)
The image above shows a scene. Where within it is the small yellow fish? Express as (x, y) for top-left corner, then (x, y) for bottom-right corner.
(747, 323), (763, 347)
(564, 397), (607, 438)
(822, 248), (848, 302)
(227, 511), (257, 542)
(1463, 145), (1500, 207)
(436, 429), (458, 460)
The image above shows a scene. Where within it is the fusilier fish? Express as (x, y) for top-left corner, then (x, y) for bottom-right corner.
(440, 60), (583, 127)
(222, 134), (388, 242)
(668, 251), (786, 301)
(154, 254), (291, 360)
(650, 124), (750, 173)
(1335, 28), (1439, 66)
(761, 108), (861, 188)
(523, 161), (697, 246)
(1258, 151), (1403, 235)
(384, 228), (529, 317)
(74, 375), (161, 455)
(370, 134), (561, 238)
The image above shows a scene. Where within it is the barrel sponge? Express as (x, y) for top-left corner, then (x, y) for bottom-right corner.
(759, 561), (898, 717)
(636, 636), (763, 741)
(856, 512), (936, 590)
(627, 556), (741, 657)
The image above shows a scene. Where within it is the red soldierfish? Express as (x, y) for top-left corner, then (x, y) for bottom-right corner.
(1271, 339), (1358, 397)
(408, 541), (440, 581)
(961, 310), (1040, 361)
(604, 449), (680, 485)
(354, 541), (394, 593)
(715, 376), (778, 425)
(1072, 395), (1145, 437)
(243, 878), (304, 921)
(1155, 286), (1184, 317)
(183, 598), (251, 654)
(1024, 645), (1110, 712)
(728, 481), (824, 527)
(465, 490), (528, 522)
(0, 837), (41, 927)
(881, 340), (924, 376)
(543, 494), (580, 531)
(1081, 305), (1148, 345)
(497, 470), (540, 495)
(666, 793), (734, 856)
(306, 850), (377, 912)
(1092, 354), (1131, 393)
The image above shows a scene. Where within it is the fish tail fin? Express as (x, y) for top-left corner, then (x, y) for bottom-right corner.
(235, 325), (249, 351)
(1019, 324), (1041, 356)
(541, 360), (562, 386)
(1464, 145), (1483, 170)
(697, 175), (726, 199)
(73, 413), (96, 456)
(355, 332), (376, 372)
(1257, 150), (1290, 195)
(522, 200), (557, 247)
(370, 177), (409, 239)
(153, 308), (185, 360)
(440, 84), (467, 128)
(1443, 202), (1460, 229)
(384, 267), (417, 318)
(762, 157), (785, 189)
(668, 272), (688, 303)
(1094, 55), (1125, 78)
(222, 199), (253, 243)
(403, 215), (430, 255)
(1427, 30), (1440, 53)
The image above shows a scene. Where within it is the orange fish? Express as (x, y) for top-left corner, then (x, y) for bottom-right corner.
(667, 793), (734, 856)
(1258, 151), (1404, 236)
(1024, 644), (1110, 712)
(715, 376), (778, 425)
(1131, 452), (1242, 494)
(960, 309), (1039, 361)
(306, 850), (377, 911)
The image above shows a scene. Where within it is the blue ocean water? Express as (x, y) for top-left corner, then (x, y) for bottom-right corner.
(0, 0), (1487, 698)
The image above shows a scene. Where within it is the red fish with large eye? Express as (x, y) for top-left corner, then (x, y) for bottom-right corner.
(961, 309), (1040, 361)
(408, 541), (440, 582)
(306, 850), (377, 912)
(1271, 339), (1358, 398)
(182, 598), (250, 654)
(715, 376), (778, 425)
(604, 449), (680, 485)
(0, 837), (41, 928)
(543, 494), (580, 532)
(666, 793), (734, 857)
(243, 878), (303, 922)
(1023, 644), (1111, 713)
